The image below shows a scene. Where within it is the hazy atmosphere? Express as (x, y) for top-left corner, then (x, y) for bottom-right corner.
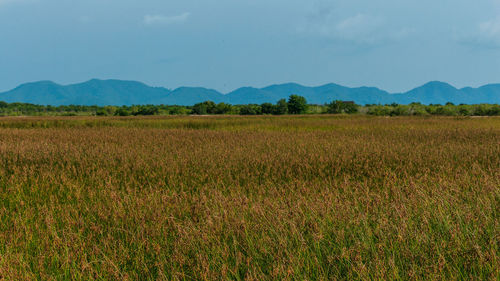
(2, 0), (500, 92)
(1, 1), (499, 280)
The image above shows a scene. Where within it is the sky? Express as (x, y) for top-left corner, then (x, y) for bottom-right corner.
(1, 0), (500, 93)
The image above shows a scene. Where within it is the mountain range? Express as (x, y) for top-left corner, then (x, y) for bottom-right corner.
(1, 79), (500, 106)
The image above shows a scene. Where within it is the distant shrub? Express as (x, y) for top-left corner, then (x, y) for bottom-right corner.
(287, 95), (308, 114)
(115, 108), (131, 116)
(239, 105), (262, 115)
(274, 99), (288, 115)
(261, 103), (276, 115)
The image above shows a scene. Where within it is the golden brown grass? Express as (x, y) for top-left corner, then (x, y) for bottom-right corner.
(0, 116), (498, 280)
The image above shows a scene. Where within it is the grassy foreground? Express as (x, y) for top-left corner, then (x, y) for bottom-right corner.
(0, 116), (498, 280)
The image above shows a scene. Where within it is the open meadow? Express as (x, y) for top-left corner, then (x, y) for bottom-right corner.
(0, 115), (498, 280)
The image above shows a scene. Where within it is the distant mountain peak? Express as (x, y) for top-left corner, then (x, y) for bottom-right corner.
(419, 81), (457, 89)
(20, 80), (59, 87)
(0, 80), (499, 106)
(271, 82), (303, 87)
(318, 83), (342, 87)
(262, 82), (307, 90)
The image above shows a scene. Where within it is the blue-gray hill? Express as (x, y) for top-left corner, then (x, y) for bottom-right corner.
(1, 79), (499, 106)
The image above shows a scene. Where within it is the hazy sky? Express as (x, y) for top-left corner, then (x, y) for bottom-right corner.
(2, 0), (500, 93)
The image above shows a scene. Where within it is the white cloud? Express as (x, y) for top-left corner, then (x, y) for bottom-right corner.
(143, 13), (191, 26)
(479, 17), (500, 41)
(332, 14), (385, 44)
(298, 10), (412, 45)
(457, 17), (500, 48)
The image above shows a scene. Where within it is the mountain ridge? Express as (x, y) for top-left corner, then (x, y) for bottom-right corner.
(1, 79), (500, 106)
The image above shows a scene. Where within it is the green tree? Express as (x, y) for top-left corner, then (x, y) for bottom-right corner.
(287, 95), (308, 114)
(192, 101), (216, 115)
(215, 103), (233, 114)
(261, 103), (276, 115)
(239, 105), (261, 115)
(274, 99), (288, 115)
(96, 109), (109, 116)
(327, 100), (359, 114)
(114, 107), (131, 116)
(458, 106), (470, 116)
(327, 100), (344, 114)
(343, 102), (359, 114)
(133, 105), (159, 116)
(487, 105), (500, 116)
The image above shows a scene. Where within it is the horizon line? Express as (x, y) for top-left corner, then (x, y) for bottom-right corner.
(3, 79), (500, 96)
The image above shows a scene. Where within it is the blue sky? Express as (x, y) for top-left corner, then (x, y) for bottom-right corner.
(1, 0), (500, 93)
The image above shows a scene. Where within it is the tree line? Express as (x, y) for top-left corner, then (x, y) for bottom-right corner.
(0, 97), (499, 116)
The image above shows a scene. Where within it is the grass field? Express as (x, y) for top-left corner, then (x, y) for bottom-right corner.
(0, 116), (498, 280)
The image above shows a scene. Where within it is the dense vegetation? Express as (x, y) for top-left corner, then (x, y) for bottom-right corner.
(0, 116), (498, 280)
(1, 98), (500, 116)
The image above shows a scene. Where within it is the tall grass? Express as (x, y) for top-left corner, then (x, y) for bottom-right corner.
(0, 116), (498, 280)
